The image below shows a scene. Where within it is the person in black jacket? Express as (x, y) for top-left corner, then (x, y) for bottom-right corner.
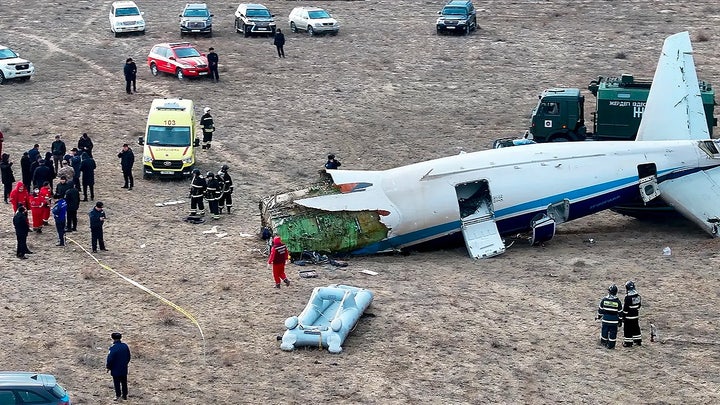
(78, 133), (94, 158)
(124, 58), (137, 94)
(205, 171), (221, 220)
(32, 157), (52, 191)
(13, 205), (32, 259)
(64, 186), (80, 232)
(88, 201), (107, 252)
(106, 332), (131, 401)
(20, 152), (31, 187)
(80, 152), (96, 201)
(217, 164), (233, 214)
(200, 107), (214, 149)
(51, 135), (67, 172)
(69, 148), (82, 191)
(207, 47), (219, 82)
(117, 144), (134, 190)
(43, 152), (56, 189)
(273, 28), (285, 58)
(188, 169), (206, 218)
(27, 144), (40, 164)
(54, 175), (73, 200)
(1, 153), (15, 204)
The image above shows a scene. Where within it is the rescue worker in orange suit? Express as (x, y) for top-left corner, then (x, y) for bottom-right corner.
(29, 189), (46, 233)
(267, 236), (291, 289)
(597, 284), (623, 349)
(622, 281), (642, 346)
(9, 181), (30, 213)
(39, 181), (53, 225)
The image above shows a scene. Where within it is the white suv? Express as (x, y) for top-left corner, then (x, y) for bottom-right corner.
(0, 45), (35, 84)
(288, 7), (339, 36)
(109, 1), (146, 37)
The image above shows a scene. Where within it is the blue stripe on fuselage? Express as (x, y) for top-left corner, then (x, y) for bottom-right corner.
(352, 165), (709, 254)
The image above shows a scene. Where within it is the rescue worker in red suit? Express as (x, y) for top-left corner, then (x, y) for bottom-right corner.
(9, 181), (30, 213)
(267, 236), (291, 289)
(29, 189), (46, 233)
(39, 181), (53, 224)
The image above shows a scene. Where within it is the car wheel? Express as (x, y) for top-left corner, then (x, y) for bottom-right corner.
(176, 69), (184, 80)
(464, 25), (470, 35)
(550, 135), (570, 142)
(18, 76), (29, 82)
(180, 32), (185, 38)
(114, 31), (119, 38)
(143, 172), (151, 180)
(150, 63), (159, 76)
(207, 30), (212, 38)
(307, 26), (314, 36)
(244, 25), (251, 38)
(0, 71), (6, 85)
(235, 19), (241, 33)
(290, 22), (297, 33)
(330, 31), (338, 36)
(140, 30), (146, 35)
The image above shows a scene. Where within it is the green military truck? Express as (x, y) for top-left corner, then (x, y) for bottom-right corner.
(526, 74), (717, 142)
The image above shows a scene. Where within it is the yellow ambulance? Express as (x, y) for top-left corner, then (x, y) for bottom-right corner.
(138, 98), (199, 179)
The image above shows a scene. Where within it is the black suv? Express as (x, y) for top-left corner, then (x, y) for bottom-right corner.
(436, 0), (477, 35)
(234, 3), (276, 37)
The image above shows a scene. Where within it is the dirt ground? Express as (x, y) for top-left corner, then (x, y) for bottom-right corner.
(1, 0), (720, 403)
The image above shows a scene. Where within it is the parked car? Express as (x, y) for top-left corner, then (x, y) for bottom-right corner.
(436, 0), (477, 35)
(235, 3), (276, 37)
(147, 42), (209, 80)
(0, 372), (72, 404)
(109, 1), (146, 37)
(288, 6), (339, 36)
(0, 45), (35, 85)
(179, 3), (213, 38)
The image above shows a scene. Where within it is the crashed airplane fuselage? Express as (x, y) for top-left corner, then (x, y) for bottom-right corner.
(260, 32), (720, 258)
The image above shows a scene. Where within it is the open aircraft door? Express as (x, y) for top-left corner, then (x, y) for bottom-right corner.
(455, 180), (505, 259)
(638, 163), (661, 203)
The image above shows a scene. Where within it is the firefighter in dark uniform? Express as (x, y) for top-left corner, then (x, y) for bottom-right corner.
(205, 171), (221, 220)
(189, 169), (206, 218)
(217, 164), (233, 214)
(597, 284), (623, 349)
(622, 281), (642, 346)
(200, 107), (214, 150)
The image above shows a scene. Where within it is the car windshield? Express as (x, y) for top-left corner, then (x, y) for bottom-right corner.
(147, 126), (191, 147)
(0, 49), (18, 59)
(116, 7), (140, 16)
(174, 47), (201, 58)
(443, 7), (467, 15)
(247, 9), (270, 18)
(183, 9), (209, 17)
(308, 10), (330, 19)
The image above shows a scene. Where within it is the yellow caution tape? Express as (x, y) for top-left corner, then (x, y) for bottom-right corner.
(66, 236), (206, 358)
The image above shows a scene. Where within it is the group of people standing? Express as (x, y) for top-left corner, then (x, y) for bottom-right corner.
(188, 164), (233, 220)
(3, 134), (110, 259)
(597, 281), (643, 349)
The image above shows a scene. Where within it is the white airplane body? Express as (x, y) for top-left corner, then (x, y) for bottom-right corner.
(261, 32), (720, 258)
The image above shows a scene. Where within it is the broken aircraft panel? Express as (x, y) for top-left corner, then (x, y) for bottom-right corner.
(260, 182), (389, 254)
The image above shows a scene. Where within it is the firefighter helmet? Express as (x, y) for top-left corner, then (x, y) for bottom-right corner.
(608, 284), (618, 295)
(625, 281), (635, 291)
(192, 168), (201, 175)
(221, 164), (229, 172)
(206, 171), (214, 177)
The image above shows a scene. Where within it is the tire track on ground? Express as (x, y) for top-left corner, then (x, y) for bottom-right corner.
(18, 32), (169, 97)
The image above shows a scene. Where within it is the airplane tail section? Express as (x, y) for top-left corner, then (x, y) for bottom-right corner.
(636, 31), (709, 141)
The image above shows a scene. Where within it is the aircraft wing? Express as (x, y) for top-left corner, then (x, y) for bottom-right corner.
(659, 166), (720, 236)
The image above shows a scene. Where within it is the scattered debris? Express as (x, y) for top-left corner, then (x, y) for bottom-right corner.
(662, 246), (672, 256)
(140, 244), (146, 248)
(216, 232), (228, 238)
(359, 269), (378, 276)
(203, 226), (218, 234)
(299, 270), (318, 278)
(156, 200), (186, 207)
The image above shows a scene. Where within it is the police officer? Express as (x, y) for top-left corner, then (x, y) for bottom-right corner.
(597, 284), (623, 349)
(325, 154), (341, 170)
(622, 281), (642, 347)
(188, 169), (206, 218)
(205, 171), (221, 220)
(217, 164), (233, 214)
(200, 107), (214, 150)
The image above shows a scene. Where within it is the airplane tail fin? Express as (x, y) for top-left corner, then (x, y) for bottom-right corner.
(636, 31), (709, 141)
